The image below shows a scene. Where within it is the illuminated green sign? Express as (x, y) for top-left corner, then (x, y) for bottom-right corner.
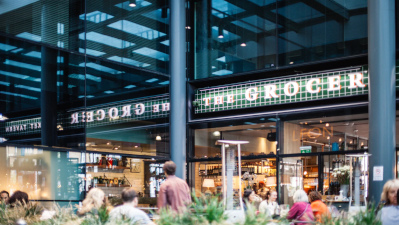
(194, 68), (369, 114)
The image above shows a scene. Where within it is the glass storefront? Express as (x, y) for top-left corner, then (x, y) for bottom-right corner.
(189, 118), (278, 197)
(188, 106), (372, 206)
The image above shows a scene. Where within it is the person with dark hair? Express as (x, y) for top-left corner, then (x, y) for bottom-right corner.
(259, 190), (279, 217)
(242, 189), (256, 211)
(109, 188), (154, 225)
(8, 191), (29, 206)
(157, 161), (191, 213)
(309, 191), (329, 222)
(0, 190), (9, 203)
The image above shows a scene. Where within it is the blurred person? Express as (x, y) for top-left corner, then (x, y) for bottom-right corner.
(257, 181), (268, 200)
(157, 161), (191, 213)
(7, 191), (29, 206)
(243, 189), (257, 211)
(0, 190), (9, 203)
(377, 180), (399, 225)
(109, 188), (154, 225)
(78, 188), (109, 216)
(308, 191), (330, 222)
(259, 190), (279, 217)
(380, 179), (399, 206)
(287, 190), (314, 225)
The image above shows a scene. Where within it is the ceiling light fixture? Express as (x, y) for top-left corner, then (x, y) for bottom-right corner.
(156, 135), (162, 141)
(326, 123), (329, 127)
(240, 42), (246, 47)
(129, 1), (136, 7)
(213, 131), (221, 137)
(218, 27), (224, 38)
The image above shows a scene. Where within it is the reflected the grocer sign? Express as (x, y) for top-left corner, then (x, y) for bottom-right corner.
(194, 68), (369, 114)
(1, 96), (170, 136)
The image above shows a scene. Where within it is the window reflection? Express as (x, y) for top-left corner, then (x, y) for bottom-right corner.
(0, 146), (84, 201)
(282, 114), (369, 154)
(193, 0), (368, 79)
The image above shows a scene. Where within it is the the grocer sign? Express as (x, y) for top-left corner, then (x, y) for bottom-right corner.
(1, 95), (170, 136)
(194, 68), (369, 114)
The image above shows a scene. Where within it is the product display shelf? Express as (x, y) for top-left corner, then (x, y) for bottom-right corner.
(86, 163), (129, 173)
(94, 184), (132, 187)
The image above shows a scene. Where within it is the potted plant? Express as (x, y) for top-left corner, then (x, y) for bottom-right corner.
(332, 165), (350, 198)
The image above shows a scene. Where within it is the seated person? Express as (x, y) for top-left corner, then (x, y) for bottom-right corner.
(109, 188), (154, 225)
(309, 191), (330, 222)
(1, 191), (9, 204)
(259, 190), (279, 217)
(8, 191), (29, 206)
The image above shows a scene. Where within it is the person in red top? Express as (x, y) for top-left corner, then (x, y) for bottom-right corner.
(287, 190), (314, 225)
(309, 191), (330, 222)
(157, 161), (192, 213)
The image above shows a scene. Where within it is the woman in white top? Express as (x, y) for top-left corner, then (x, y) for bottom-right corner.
(259, 190), (279, 217)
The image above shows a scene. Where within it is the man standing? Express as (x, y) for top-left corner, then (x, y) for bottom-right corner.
(157, 161), (191, 213)
(109, 188), (154, 225)
(0, 191), (9, 203)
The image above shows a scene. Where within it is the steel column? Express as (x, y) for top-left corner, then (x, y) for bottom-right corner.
(170, 0), (187, 179)
(368, 0), (396, 203)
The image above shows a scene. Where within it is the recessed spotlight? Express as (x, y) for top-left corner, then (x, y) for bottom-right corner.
(240, 42), (246, 47)
(327, 136), (330, 140)
(290, 62), (294, 64)
(213, 131), (221, 137)
(326, 123), (329, 127)
(129, 2), (136, 7)
(339, 138), (342, 142)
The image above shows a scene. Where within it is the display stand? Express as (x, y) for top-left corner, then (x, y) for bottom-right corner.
(346, 152), (371, 213)
(216, 140), (249, 224)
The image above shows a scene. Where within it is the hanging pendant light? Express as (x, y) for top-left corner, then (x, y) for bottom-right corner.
(129, 0), (136, 7)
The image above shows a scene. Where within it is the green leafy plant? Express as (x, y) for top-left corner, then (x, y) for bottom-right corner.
(239, 203), (271, 225)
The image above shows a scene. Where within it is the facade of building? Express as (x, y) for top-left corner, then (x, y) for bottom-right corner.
(0, 0), (397, 207)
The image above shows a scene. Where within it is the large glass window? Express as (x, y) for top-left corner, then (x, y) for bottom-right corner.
(193, 0), (368, 79)
(277, 0), (367, 66)
(0, 146), (84, 202)
(194, 0), (277, 79)
(0, 0), (84, 51)
(86, 125), (169, 157)
(281, 113), (369, 154)
(191, 117), (278, 199)
(85, 0), (170, 74)
(194, 119), (277, 158)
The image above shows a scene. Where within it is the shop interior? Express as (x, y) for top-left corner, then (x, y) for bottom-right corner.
(193, 119), (278, 197)
(191, 113), (372, 207)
